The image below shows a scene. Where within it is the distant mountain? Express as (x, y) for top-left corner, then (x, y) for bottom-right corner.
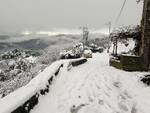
(0, 34), (81, 53)
(0, 33), (107, 53)
(14, 39), (49, 50)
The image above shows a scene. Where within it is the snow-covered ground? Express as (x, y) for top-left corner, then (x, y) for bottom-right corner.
(31, 51), (150, 113)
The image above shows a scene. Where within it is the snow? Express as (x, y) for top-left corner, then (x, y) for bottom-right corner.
(0, 50), (150, 113)
(30, 51), (150, 113)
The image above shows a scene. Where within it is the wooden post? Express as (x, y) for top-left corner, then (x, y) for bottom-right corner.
(113, 42), (115, 54)
(115, 38), (118, 55)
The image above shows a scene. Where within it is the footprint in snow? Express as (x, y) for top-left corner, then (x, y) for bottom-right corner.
(113, 82), (121, 88)
(70, 104), (87, 113)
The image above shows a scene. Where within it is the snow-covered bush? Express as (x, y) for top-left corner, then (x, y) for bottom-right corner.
(60, 43), (84, 59)
(1, 49), (21, 59)
(87, 43), (104, 53)
(0, 58), (33, 82)
(0, 49), (38, 96)
(0, 49), (40, 60)
(0, 72), (33, 97)
(14, 58), (32, 71)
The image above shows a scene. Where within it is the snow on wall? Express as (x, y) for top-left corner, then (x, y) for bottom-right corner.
(0, 58), (87, 113)
(0, 60), (64, 113)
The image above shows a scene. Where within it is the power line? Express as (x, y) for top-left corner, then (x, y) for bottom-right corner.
(115, 0), (127, 24)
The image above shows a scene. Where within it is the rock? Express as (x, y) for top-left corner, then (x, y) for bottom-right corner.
(141, 75), (150, 86)
(83, 50), (92, 58)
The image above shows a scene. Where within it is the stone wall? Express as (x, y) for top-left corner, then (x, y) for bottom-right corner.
(120, 55), (147, 71)
(11, 64), (63, 113)
(109, 59), (122, 70)
(110, 55), (148, 71)
(9, 58), (87, 113)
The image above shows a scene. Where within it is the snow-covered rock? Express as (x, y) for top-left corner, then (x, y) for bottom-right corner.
(83, 50), (92, 58)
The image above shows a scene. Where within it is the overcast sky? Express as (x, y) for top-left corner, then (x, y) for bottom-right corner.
(0, 0), (143, 33)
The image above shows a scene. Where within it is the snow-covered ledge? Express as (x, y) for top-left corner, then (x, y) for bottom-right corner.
(0, 58), (87, 113)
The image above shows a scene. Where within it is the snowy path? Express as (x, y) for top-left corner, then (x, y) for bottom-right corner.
(31, 52), (150, 113)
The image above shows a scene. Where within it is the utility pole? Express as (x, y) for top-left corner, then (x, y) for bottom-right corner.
(140, 0), (150, 69)
(82, 27), (89, 45)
